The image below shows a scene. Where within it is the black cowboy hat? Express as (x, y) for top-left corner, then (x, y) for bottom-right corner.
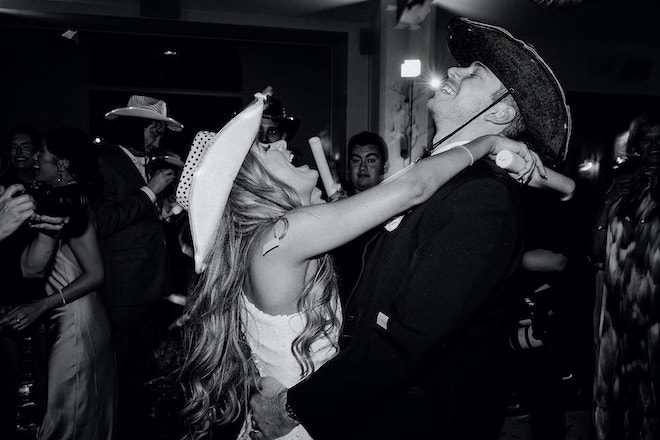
(262, 96), (301, 141)
(447, 17), (572, 168)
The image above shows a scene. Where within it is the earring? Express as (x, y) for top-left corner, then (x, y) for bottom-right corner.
(262, 217), (289, 256)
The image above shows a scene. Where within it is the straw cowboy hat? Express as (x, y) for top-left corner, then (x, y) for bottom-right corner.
(105, 95), (184, 132)
(447, 17), (572, 168)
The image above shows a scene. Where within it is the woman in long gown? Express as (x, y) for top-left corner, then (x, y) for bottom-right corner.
(178, 91), (545, 440)
(1, 127), (115, 440)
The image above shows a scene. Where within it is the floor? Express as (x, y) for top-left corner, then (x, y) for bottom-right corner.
(14, 331), (186, 440)
(501, 410), (593, 440)
(500, 365), (594, 440)
(15, 332), (595, 440)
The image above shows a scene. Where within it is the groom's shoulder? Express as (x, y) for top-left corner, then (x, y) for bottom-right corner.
(425, 160), (513, 203)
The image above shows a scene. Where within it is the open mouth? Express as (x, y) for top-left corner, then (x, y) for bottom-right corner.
(439, 82), (456, 95)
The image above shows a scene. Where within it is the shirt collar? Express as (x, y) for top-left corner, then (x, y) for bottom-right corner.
(119, 145), (146, 164)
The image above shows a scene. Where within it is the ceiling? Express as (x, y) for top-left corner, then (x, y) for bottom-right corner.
(2, 0), (657, 46)
(0, 0), (660, 47)
(1, 0), (657, 95)
(191, 0), (655, 46)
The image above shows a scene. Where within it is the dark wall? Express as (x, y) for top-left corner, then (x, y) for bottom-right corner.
(0, 16), (345, 169)
(1, 27), (90, 140)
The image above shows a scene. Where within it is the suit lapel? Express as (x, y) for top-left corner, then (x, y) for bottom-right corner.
(110, 144), (147, 186)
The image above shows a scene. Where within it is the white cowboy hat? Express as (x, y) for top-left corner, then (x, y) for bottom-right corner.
(105, 95), (184, 132)
(176, 90), (269, 273)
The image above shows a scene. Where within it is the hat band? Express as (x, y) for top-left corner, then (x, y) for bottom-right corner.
(417, 88), (513, 161)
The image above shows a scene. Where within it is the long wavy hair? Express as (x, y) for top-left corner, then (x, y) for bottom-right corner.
(180, 147), (340, 440)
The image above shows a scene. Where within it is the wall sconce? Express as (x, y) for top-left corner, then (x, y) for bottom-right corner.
(401, 59), (421, 78)
(61, 29), (79, 45)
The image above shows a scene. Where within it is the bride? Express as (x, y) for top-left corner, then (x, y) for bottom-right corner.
(177, 89), (543, 440)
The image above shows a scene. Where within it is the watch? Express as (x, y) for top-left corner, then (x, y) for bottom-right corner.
(283, 393), (300, 423)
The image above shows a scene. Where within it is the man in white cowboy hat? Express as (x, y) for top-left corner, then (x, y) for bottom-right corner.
(249, 16), (571, 440)
(92, 94), (183, 440)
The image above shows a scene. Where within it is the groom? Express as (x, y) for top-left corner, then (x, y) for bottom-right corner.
(250, 16), (571, 440)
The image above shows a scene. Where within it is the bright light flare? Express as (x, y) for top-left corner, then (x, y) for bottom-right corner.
(429, 77), (442, 89)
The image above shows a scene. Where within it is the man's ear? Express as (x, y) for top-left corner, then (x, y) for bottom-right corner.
(382, 161), (390, 175)
(147, 120), (166, 134)
(483, 102), (516, 126)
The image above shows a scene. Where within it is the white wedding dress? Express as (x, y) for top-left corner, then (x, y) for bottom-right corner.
(237, 296), (341, 440)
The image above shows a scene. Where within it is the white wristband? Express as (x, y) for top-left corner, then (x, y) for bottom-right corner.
(456, 144), (474, 166)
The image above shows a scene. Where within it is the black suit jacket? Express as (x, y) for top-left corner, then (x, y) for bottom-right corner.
(93, 142), (169, 306)
(288, 160), (524, 439)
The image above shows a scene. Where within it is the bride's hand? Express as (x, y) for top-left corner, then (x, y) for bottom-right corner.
(488, 136), (547, 184)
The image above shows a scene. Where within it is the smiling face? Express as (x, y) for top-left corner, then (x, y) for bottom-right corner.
(8, 133), (37, 172)
(253, 140), (319, 204)
(427, 61), (506, 141)
(34, 144), (61, 186)
(636, 123), (660, 168)
(349, 144), (386, 192)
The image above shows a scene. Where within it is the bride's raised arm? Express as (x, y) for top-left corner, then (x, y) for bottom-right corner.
(270, 134), (542, 264)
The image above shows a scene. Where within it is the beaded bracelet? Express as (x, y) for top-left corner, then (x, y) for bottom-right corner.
(283, 392), (300, 423)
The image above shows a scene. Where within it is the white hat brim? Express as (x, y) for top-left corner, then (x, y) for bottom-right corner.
(150, 155), (185, 168)
(105, 107), (184, 132)
(185, 94), (266, 272)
